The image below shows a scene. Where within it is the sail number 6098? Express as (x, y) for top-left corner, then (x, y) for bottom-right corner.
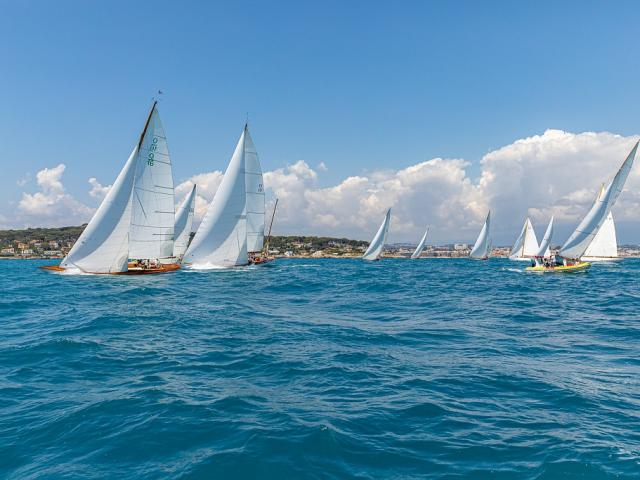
(147, 137), (159, 166)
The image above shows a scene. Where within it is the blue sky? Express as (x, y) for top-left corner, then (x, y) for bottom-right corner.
(2, 1), (640, 242)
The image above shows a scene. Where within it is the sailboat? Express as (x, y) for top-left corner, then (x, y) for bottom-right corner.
(411, 227), (429, 259)
(470, 211), (491, 260)
(42, 102), (179, 275)
(581, 185), (619, 262)
(363, 209), (391, 261)
(173, 184), (197, 261)
(508, 217), (539, 261)
(183, 124), (261, 268)
(527, 142), (637, 273)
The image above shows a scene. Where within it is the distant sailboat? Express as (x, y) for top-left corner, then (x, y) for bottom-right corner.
(508, 217), (539, 261)
(411, 227), (429, 259)
(42, 102), (179, 275)
(183, 124), (258, 268)
(582, 212), (618, 261)
(528, 141), (637, 272)
(173, 184), (197, 260)
(363, 209), (391, 261)
(470, 211), (491, 260)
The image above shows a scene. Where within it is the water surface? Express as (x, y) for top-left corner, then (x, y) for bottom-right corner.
(1, 258), (639, 479)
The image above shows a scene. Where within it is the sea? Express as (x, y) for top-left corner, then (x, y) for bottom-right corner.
(1, 258), (639, 479)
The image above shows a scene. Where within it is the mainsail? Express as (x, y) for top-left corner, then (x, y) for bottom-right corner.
(582, 212), (617, 260)
(508, 217), (539, 261)
(61, 147), (138, 273)
(535, 216), (554, 258)
(470, 211), (491, 259)
(560, 142), (637, 259)
(129, 102), (176, 260)
(244, 128), (265, 253)
(363, 209), (391, 261)
(183, 126), (251, 267)
(173, 184), (197, 259)
(411, 227), (429, 259)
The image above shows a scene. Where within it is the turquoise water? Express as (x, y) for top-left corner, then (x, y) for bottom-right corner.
(1, 258), (639, 479)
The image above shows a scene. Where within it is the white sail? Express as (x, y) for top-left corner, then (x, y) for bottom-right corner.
(183, 127), (249, 267)
(173, 184), (196, 259)
(61, 147), (138, 273)
(470, 211), (491, 259)
(129, 104), (175, 260)
(411, 227), (429, 259)
(560, 142), (637, 259)
(244, 127), (265, 253)
(509, 217), (539, 261)
(536, 216), (554, 258)
(363, 209), (391, 261)
(582, 212), (617, 261)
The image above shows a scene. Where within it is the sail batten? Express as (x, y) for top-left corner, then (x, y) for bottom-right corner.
(363, 209), (391, 261)
(470, 211), (491, 259)
(560, 142), (637, 259)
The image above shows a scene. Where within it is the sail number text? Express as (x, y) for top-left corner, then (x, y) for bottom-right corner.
(147, 137), (159, 166)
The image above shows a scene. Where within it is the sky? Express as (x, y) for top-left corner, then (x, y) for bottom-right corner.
(2, 1), (640, 244)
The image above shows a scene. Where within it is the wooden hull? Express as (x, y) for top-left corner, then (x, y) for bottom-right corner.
(250, 256), (275, 266)
(40, 263), (180, 275)
(525, 262), (591, 273)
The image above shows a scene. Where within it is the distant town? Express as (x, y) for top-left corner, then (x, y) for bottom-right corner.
(1, 225), (640, 259)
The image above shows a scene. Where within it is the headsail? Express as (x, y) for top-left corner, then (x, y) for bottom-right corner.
(470, 211), (491, 259)
(363, 209), (391, 261)
(509, 217), (539, 260)
(560, 142), (638, 259)
(183, 127), (249, 267)
(61, 147), (138, 273)
(129, 103), (176, 260)
(173, 184), (197, 259)
(582, 212), (617, 260)
(411, 227), (429, 259)
(244, 127), (265, 253)
(535, 216), (554, 258)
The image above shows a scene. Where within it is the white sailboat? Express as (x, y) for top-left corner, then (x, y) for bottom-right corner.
(363, 209), (391, 261)
(581, 212), (618, 261)
(470, 211), (491, 260)
(183, 124), (258, 268)
(508, 217), (539, 261)
(173, 184), (197, 260)
(411, 227), (429, 259)
(528, 141), (637, 272)
(129, 102), (176, 262)
(44, 102), (180, 275)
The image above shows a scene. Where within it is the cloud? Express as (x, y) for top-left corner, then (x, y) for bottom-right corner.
(88, 177), (111, 198)
(4, 129), (640, 243)
(176, 129), (640, 244)
(17, 164), (94, 227)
